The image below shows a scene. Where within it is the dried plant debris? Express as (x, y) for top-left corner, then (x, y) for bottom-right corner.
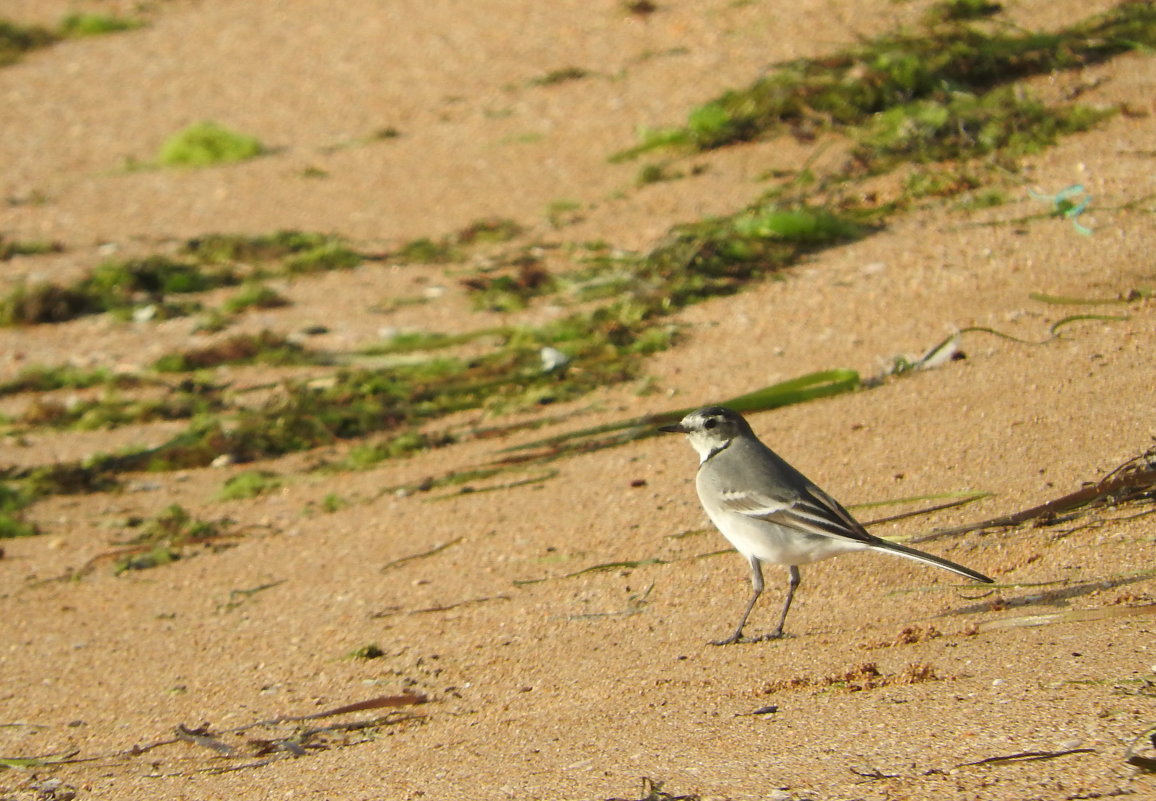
(528, 66), (591, 87)
(427, 469), (558, 501)
(514, 556), (675, 587)
(859, 625), (944, 650)
(392, 217), (524, 265)
(954, 747), (1096, 769)
(876, 301), (1139, 384)
(379, 537), (464, 572)
(915, 447), (1156, 543)
(460, 251), (555, 312)
(101, 505), (239, 575)
(217, 580), (286, 613)
(3, 694), (429, 779)
(373, 594), (513, 618)
(153, 330), (317, 372)
(173, 694), (427, 772)
(763, 662), (944, 695)
(182, 230), (365, 271)
(855, 490), (992, 528)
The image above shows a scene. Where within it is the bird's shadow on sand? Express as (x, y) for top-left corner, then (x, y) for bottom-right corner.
(942, 572), (1153, 617)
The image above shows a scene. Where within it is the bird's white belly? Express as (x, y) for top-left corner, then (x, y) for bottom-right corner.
(706, 508), (865, 566)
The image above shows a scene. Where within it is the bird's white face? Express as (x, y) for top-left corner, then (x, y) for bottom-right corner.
(660, 406), (746, 462)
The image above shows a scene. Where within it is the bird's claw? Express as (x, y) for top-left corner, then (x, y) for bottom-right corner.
(709, 630), (785, 646)
(709, 635), (743, 646)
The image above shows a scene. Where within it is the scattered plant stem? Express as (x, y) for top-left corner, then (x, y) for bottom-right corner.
(379, 537), (464, 572)
(914, 450), (1156, 542)
(954, 747), (1097, 768)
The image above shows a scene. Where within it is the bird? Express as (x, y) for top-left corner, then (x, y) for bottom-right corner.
(659, 405), (993, 644)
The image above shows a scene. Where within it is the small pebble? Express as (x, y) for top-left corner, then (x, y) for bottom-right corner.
(540, 346), (570, 374)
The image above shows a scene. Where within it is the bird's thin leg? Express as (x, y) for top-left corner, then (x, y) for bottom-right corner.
(711, 556), (764, 646)
(765, 565), (801, 640)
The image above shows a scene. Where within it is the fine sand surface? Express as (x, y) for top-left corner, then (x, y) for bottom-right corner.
(1, 1), (1154, 799)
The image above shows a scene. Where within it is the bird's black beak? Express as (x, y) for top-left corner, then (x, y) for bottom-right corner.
(658, 422), (687, 434)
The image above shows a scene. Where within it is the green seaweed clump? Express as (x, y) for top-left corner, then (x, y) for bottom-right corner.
(158, 121), (265, 167)
(347, 643), (386, 660)
(221, 282), (290, 314)
(19, 388), (220, 431)
(853, 86), (1112, 168)
(185, 231), (342, 264)
(153, 330), (314, 372)
(394, 237), (461, 265)
(0, 256), (240, 325)
(616, 3), (1154, 157)
(217, 470), (282, 500)
(285, 241), (363, 274)
(342, 429), (455, 468)
(183, 230), (364, 275)
(0, 19), (57, 66)
(529, 66), (590, 87)
(924, 0), (1003, 24)
(0, 365), (125, 396)
(461, 253), (555, 311)
(394, 217), (524, 264)
(0, 482), (38, 539)
(637, 202), (869, 308)
(0, 283), (99, 325)
(113, 504), (227, 574)
(87, 256), (233, 304)
(0, 235), (63, 260)
(58, 13), (142, 37)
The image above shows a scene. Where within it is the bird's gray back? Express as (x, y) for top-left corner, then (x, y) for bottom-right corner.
(698, 436), (810, 502)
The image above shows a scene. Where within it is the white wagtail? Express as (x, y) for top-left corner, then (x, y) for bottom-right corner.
(660, 406), (993, 644)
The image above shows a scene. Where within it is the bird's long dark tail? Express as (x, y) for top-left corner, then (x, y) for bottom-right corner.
(875, 539), (993, 583)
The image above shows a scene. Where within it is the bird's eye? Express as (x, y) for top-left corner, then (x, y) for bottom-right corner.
(703, 418), (718, 430)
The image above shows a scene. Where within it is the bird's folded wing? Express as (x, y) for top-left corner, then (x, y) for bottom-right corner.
(719, 483), (875, 543)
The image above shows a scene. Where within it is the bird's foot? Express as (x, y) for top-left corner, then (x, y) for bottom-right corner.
(709, 630), (786, 646)
(709, 634), (743, 646)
